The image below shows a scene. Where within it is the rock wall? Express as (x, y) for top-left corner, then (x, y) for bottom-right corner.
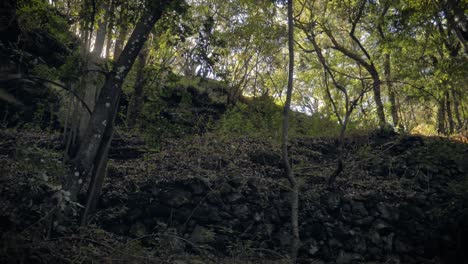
(97, 135), (468, 264)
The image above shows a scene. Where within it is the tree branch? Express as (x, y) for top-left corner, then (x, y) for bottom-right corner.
(0, 75), (92, 114)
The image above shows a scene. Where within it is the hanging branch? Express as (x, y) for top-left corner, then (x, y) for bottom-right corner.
(0, 75), (92, 114)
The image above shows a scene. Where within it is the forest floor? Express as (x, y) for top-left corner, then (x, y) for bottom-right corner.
(1, 128), (467, 263)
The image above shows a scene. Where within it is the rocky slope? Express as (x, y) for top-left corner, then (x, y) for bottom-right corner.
(1, 129), (467, 263)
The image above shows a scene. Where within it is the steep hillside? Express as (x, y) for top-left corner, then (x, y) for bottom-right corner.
(1, 129), (467, 263)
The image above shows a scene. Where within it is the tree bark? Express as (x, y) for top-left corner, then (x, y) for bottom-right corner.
(66, 1), (172, 217)
(384, 54), (399, 128)
(93, 0), (109, 57)
(445, 90), (454, 134)
(105, 0), (115, 59)
(452, 89), (463, 130)
(369, 69), (386, 129)
(113, 4), (128, 60)
(437, 99), (446, 135)
(127, 37), (150, 128)
(283, 0), (300, 262)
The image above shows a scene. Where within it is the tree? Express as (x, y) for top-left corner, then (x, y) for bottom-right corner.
(62, 0), (186, 224)
(282, 0), (300, 262)
(126, 35), (151, 128)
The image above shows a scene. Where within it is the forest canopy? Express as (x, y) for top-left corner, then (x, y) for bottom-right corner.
(1, 0), (466, 136)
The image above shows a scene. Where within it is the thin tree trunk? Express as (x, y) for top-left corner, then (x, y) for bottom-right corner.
(114, 5), (128, 60)
(446, 90), (454, 134)
(437, 99), (446, 135)
(282, 0), (300, 262)
(114, 25), (127, 59)
(384, 54), (399, 128)
(127, 37), (150, 128)
(370, 69), (386, 128)
(452, 89), (463, 130)
(105, 0), (115, 59)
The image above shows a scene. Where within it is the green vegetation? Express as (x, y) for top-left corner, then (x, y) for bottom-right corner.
(0, 0), (467, 263)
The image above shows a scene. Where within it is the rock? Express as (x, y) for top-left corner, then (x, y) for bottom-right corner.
(233, 204), (250, 219)
(129, 222), (147, 237)
(352, 201), (369, 216)
(368, 246), (382, 258)
(277, 230), (292, 247)
(228, 177), (243, 188)
(350, 236), (367, 254)
(306, 238), (320, 255)
(374, 221), (392, 236)
(160, 189), (192, 208)
(382, 233), (394, 252)
(190, 225), (215, 244)
(192, 204), (222, 223)
(370, 231), (381, 245)
(219, 182), (233, 193)
(309, 244), (319, 255)
(394, 237), (412, 253)
(336, 250), (362, 264)
(172, 259), (189, 264)
(226, 192), (243, 203)
(190, 181), (206, 195)
(146, 204), (171, 217)
(323, 192), (341, 212)
(354, 216), (374, 226)
(253, 212), (262, 222)
(329, 238), (343, 248)
(304, 221), (327, 240)
(377, 202), (399, 221)
(128, 208), (143, 222)
(384, 255), (401, 264)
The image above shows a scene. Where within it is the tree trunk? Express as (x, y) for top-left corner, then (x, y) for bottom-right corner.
(105, 0), (115, 59)
(65, 1), (171, 219)
(384, 54), (399, 128)
(452, 89), (463, 130)
(93, 0), (109, 57)
(437, 99), (446, 135)
(114, 25), (127, 59)
(127, 38), (150, 128)
(369, 69), (386, 128)
(445, 90), (454, 134)
(283, 0), (300, 262)
(113, 5), (128, 60)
